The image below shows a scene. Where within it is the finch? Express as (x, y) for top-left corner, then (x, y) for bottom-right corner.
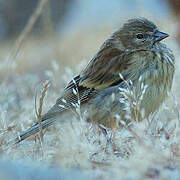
(11, 18), (175, 144)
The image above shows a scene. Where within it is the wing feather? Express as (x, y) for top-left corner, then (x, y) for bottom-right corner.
(80, 45), (129, 89)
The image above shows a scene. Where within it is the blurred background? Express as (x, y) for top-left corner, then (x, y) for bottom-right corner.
(0, 0), (179, 76)
(1, 1), (180, 179)
(0, 0), (179, 116)
(0, 0), (180, 121)
(0, 0), (177, 39)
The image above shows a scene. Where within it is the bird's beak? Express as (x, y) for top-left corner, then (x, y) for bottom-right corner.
(153, 30), (169, 44)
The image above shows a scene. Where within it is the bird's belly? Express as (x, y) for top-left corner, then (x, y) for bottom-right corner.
(139, 83), (167, 117)
(85, 79), (169, 128)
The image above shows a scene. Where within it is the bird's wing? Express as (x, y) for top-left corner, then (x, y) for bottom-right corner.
(43, 44), (130, 119)
(51, 46), (130, 112)
(79, 45), (129, 89)
(42, 75), (97, 120)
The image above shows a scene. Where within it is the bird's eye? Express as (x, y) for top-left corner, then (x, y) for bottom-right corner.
(136, 33), (144, 39)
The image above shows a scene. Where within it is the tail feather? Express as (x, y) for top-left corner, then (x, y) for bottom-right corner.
(6, 77), (95, 146)
(7, 115), (61, 145)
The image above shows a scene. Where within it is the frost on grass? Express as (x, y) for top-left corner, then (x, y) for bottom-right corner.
(1, 23), (180, 179)
(1, 68), (180, 179)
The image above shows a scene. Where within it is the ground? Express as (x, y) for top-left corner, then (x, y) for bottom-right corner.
(0, 16), (180, 180)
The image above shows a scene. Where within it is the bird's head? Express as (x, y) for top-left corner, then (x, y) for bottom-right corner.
(113, 18), (169, 50)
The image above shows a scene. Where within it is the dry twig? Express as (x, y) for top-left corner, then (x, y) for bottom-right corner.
(8, 0), (49, 61)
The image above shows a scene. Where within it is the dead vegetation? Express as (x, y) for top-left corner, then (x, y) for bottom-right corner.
(0, 1), (180, 179)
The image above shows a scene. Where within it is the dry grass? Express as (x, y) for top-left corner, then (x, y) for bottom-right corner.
(0, 9), (180, 179)
(35, 80), (50, 143)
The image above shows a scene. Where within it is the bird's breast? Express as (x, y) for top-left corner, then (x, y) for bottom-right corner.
(131, 49), (175, 117)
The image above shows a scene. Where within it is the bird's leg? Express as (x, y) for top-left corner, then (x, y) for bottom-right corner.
(98, 125), (119, 156)
(98, 125), (111, 144)
(98, 125), (116, 154)
(110, 129), (119, 154)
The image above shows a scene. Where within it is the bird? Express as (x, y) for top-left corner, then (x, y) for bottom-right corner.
(10, 18), (175, 145)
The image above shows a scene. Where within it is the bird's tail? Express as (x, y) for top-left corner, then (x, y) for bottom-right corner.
(7, 116), (59, 145)
(7, 103), (68, 146)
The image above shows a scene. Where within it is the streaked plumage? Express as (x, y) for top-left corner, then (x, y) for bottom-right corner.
(10, 18), (175, 144)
